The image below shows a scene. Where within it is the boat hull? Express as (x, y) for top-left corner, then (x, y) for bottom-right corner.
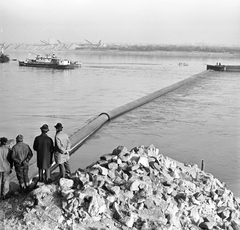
(0, 55), (10, 63)
(19, 61), (75, 69)
(207, 64), (240, 72)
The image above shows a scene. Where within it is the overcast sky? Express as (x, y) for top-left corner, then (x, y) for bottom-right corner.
(1, 0), (240, 45)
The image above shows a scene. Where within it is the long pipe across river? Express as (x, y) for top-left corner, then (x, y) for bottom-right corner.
(11, 70), (210, 187)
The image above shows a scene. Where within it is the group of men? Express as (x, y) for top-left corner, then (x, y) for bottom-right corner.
(0, 122), (71, 200)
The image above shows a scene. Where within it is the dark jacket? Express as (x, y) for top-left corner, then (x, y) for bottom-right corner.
(33, 133), (54, 169)
(11, 142), (33, 167)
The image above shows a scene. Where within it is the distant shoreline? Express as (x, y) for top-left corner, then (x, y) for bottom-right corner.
(75, 50), (240, 58)
(3, 43), (240, 58)
(6, 49), (240, 58)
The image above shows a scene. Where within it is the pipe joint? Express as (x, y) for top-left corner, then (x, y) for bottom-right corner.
(99, 112), (111, 121)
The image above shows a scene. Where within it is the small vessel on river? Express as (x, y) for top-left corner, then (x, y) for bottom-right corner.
(0, 46), (10, 63)
(19, 54), (82, 69)
(207, 63), (240, 72)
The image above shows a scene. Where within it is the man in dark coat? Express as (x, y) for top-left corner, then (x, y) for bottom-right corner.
(33, 124), (54, 183)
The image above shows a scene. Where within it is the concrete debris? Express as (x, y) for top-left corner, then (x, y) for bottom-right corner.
(56, 144), (240, 229)
(2, 144), (240, 230)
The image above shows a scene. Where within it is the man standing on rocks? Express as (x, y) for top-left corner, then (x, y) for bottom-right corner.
(54, 123), (71, 179)
(33, 124), (54, 183)
(0, 137), (13, 199)
(11, 134), (33, 192)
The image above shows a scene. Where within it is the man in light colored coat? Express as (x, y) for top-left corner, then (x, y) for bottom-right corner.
(0, 137), (12, 199)
(54, 123), (71, 178)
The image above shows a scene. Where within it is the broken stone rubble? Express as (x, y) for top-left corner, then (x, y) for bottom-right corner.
(55, 144), (240, 229)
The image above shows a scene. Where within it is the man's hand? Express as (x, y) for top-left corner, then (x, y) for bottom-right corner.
(21, 160), (28, 166)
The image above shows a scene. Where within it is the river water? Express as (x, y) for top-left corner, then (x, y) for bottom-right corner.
(1, 51), (240, 197)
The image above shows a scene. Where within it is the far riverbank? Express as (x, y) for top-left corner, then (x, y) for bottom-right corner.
(2, 43), (240, 58)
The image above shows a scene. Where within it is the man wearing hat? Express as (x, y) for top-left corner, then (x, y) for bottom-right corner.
(0, 137), (13, 200)
(33, 124), (54, 183)
(11, 134), (33, 192)
(54, 123), (71, 178)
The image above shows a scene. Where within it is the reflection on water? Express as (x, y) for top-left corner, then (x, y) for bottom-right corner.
(1, 51), (240, 197)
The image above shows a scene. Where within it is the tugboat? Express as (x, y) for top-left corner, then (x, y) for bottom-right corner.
(19, 54), (81, 69)
(0, 46), (10, 63)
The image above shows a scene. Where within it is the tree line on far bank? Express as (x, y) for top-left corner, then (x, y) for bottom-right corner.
(113, 44), (240, 53)
(2, 42), (240, 54)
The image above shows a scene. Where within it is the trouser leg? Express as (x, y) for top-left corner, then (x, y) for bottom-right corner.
(64, 161), (71, 177)
(2, 171), (10, 196)
(23, 166), (30, 186)
(0, 172), (3, 197)
(15, 166), (25, 190)
(39, 169), (44, 182)
(59, 164), (66, 178)
(45, 168), (51, 181)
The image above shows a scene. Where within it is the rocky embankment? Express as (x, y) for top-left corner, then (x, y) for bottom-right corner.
(1, 144), (240, 230)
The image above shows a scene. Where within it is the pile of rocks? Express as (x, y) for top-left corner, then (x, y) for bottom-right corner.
(58, 144), (240, 229)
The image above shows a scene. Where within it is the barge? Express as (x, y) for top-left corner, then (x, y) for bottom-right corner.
(207, 64), (240, 72)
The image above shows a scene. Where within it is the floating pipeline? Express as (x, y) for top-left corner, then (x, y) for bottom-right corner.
(10, 70), (210, 187)
(65, 70), (210, 154)
(106, 70), (209, 120)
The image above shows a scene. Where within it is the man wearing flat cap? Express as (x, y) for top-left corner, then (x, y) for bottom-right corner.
(54, 123), (71, 178)
(11, 134), (33, 192)
(33, 124), (54, 183)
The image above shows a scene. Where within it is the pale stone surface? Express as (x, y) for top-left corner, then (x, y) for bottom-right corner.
(59, 178), (74, 191)
(2, 144), (240, 230)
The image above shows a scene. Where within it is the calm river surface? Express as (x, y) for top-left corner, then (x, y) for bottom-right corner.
(1, 51), (240, 197)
